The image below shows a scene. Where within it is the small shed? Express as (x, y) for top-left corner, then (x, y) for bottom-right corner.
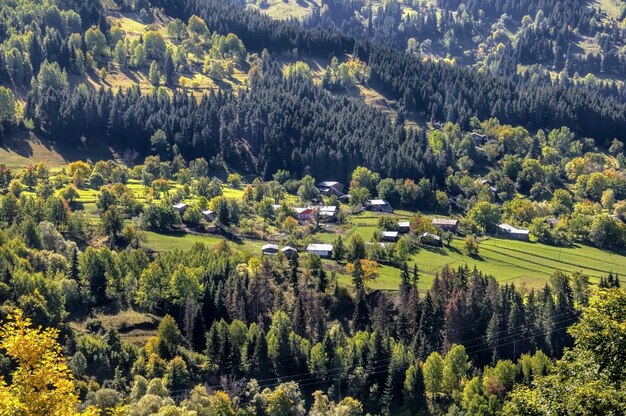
(398, 221), (411, 233)
(201, 210), (217, 222)
(173, 202), (188, 214)
(381, 231), (400, 242)
(262, 244), (279, 255)
(419, 232), (442, 247)
(281, 246), (298, 258)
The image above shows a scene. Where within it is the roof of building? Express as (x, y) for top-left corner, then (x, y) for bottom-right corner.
(281, 246), (298, 253)
(294, 207), (313, 214)
(262, 244), (279, 251)
(432, 218), (458, 226)
(201, 210), (215, 216)
(398, 221), (411, 228)
(173, 202), (188, 209)
(307, 244), (333, 252)
(382, 231), (399, 238)
(318, 181), (341, 188)
(368, 199), (390, 206)
(498, 224), (530, 235)
(319, 205), (337, 212)
(419, 232), (441, 241)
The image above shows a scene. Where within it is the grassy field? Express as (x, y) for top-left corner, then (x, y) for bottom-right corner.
(310, 211), (626, 291)
(253, 0), (321, 20)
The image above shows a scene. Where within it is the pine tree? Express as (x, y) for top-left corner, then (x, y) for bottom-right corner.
(382, 344), (409, 414)
(352, 260), (370, 332)
(486, 312), (501, 364)
(404, 363), (428, 415)
(149, 60), (160, 86)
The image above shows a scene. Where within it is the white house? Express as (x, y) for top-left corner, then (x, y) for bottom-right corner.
(306, 243), (333, 258)
(294, 207), (314, 222)
(366, 199), (393, 213)
(262, 244), (279, 255)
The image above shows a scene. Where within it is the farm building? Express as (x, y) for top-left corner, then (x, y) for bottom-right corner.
(432, 218), (459, 233)
(318, 205), (338, 221)
(366, 199), (393, 213)
(307, 243), (333, 258)
(419, 232), (442, 247)
(381, 231), (399, 242)
(317, 181), (345, 197)
(201, 210), (216, 222)
(173, 203), (188, 214)
(398, 221), (411, 233)
(262, 244), (279, 255)
(281, 246), (298, 258)
(497, 224), (530, 242)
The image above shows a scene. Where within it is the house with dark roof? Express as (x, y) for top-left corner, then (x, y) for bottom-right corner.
(281, 246), (298, 258)
(201, 210), (216, 222)
(262, 244), (279, 255)
(317, 181), (344, 197)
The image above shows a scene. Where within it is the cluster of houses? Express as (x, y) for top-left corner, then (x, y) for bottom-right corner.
(262, 243), (334, 258)
(273, 204), (339, 223)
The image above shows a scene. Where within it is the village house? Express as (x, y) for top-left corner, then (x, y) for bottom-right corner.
(366, 199), (393, 213)
(307, 243), (333, 258)
(294, 207), (314, 222)
(381, 231), (399, 242)
(262, 244), (279, 255)
(419, 232), (442, 247)
(317, 181), (345, 197)
(173, 202), (188, 214)
(398, 221), (411, 233)
(281, 246), (298, 258)
(201, 209), (217, 222)
(497, 223), (530, 242)
(317, 205), (338, 221)
(432, 218), (459, 233)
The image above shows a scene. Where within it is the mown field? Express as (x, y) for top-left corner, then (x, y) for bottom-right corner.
(136, 201), (626, 291)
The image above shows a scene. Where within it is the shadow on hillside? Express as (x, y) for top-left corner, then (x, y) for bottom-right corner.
(2, 128), (115, 166)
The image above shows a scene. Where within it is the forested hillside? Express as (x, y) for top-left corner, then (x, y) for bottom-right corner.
(253, 0), (626, 84)
(1, 0), (626, 415)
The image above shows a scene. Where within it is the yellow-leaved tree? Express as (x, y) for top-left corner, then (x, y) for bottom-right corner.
(0, 309), (97, 416)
